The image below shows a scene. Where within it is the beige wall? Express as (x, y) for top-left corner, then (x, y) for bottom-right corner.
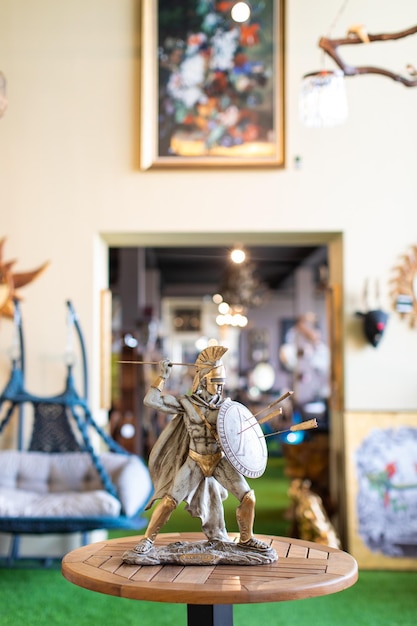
(1, 0), (417, 425)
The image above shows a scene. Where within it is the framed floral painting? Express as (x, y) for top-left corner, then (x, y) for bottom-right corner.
(140, 0), (285, 169)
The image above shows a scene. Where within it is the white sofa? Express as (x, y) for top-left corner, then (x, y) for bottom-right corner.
(0, 450), (152, 522)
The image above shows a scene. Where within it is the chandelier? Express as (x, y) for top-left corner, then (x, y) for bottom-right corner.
(213, 247), (269, 328)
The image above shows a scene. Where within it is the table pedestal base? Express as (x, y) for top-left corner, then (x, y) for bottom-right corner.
(187, 604), (233, 626)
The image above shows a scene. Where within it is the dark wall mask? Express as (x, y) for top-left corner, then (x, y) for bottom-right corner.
(356, 309), (389, 347)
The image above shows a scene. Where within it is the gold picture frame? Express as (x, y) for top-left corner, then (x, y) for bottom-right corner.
(140, 0), (285, 170)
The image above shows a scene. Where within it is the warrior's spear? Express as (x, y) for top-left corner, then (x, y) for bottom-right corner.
(117, 360), (195, 366)
(261, 418), (318, 439)
(253, 390), (293, 416)
(239, 408), (283, 434)
(239, 390), (294, 434)
(246, 390), (294, 421)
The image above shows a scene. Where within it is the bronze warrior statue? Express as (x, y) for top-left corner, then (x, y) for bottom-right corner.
(133, 345), (270, 555)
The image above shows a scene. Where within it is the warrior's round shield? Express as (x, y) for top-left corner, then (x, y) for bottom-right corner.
(217, 398), (268, 479)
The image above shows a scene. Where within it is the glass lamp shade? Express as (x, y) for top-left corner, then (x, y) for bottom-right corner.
(299, 70), (348, 128)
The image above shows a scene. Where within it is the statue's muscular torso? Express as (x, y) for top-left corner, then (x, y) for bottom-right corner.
(144, 386), (250, 502)
(144, 387), (221, 455)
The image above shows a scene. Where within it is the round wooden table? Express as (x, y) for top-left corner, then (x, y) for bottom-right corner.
(62, 532), (358, 626)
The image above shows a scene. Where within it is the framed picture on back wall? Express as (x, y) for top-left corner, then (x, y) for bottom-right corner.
(140, 0), (285, 169)
(344, 411), (417, 571)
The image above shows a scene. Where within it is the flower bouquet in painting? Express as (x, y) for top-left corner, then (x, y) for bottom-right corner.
(142, 0), (284, 168)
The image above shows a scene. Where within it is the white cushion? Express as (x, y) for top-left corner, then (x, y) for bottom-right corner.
(0, 487), (121, 517)
(99, 452), (153, 517)
(0, 450), (152, 518)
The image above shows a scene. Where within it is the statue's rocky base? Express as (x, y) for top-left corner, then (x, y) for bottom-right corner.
(122, 539), (278, 566)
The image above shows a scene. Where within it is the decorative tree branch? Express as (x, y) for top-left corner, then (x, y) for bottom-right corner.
(317, 25), (417, 87)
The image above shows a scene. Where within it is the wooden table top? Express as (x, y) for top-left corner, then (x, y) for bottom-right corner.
(62, 532), (358, 606)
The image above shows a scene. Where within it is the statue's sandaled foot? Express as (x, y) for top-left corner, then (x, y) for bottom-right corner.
(133, 538), (154, 554)
(238, 536), (271, 551)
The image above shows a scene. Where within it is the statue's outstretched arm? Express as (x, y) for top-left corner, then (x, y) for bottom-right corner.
(144, 359), (181, 414)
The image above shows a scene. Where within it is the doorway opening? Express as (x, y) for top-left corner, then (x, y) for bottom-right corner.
(101, 232), (344, 535)
(104, 235), (341, 437)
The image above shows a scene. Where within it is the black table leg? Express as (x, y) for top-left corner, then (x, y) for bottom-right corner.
(187, 604), (233, 626)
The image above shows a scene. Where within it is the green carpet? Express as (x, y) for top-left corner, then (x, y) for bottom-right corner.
(1, 458), (417, 625)
(1, 567), (416, 626)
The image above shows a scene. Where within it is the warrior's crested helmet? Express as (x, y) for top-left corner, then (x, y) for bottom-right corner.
(191, 345), (228, 393)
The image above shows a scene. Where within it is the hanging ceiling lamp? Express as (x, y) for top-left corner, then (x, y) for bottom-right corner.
(299, 69), (348, 128)
(299, 0), (417, 128)
(299, 0), (351, 128)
